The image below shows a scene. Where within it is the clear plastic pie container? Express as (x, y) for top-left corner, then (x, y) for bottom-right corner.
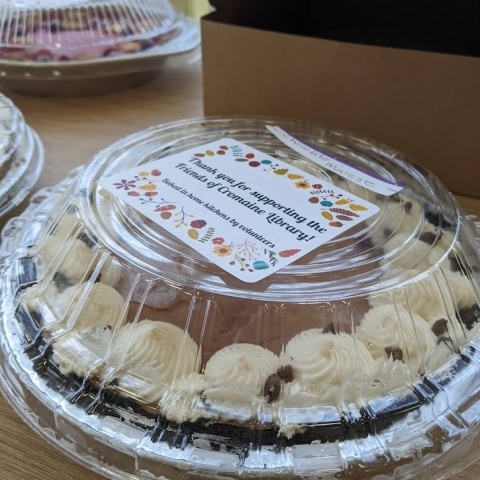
(1, 117), (480, 480)
(0, 92), (43, 218)
(0, 92), (26, 171)
(0, 0), (200, 96)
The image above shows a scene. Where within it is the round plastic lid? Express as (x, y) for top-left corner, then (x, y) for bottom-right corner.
(0, 92), (43, 218)
(0, 0), (187, 62)
(1, 117), (480, 480)
(0, 93), (25, 167)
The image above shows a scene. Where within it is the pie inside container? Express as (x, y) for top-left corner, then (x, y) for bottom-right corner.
(0, 92), (44, 217)
(0, 117), (480, 480)
(0, 0), (200, 96)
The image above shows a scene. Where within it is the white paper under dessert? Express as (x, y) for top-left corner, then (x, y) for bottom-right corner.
(100, 138), (379, 282)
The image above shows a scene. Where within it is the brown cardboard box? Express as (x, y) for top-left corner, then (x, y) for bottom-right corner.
(202, 0), (480, 198)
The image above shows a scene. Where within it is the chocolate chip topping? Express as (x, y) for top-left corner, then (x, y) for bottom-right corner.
(53, 272), (73, 293)
(449, 256), (463, 273)
(322, 322), (336, 335)
(459, 306), (480, 331)
(425, 211), (441, 226)
(431, 318), (448, 337)
(425, 211), (453, 229)
(359, 237), (374, 249)
(385, 346), (403, 362)
(277, 365), (294, 383)
(383, 228), (393, 239)
(419, 231), (437, 245)
(264, 374), (281, 403)
(78, 231), (97, 249)
(404, 202), (412, 213)
(449, 256), (473, 276)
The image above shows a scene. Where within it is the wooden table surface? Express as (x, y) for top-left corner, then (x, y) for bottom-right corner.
(1, 61), (480, 480)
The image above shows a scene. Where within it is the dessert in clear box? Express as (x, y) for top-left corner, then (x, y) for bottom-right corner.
(0, 92), (44, 218)
(1, 117), (480, 480)
(0, 0), (200, 96)
(0, 92), (25, 177)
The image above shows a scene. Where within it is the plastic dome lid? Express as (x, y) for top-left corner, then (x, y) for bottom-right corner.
(0, 0), (186, 62)
(1, 117), (480, 480)
(0, 92), (25, 167)
(0, 92), (43, 217)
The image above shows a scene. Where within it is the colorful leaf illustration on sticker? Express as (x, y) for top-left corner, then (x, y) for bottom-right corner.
(206, 150), (215, 156)
(160, 212), (172, 219)
(127, 191), (140, 197)
(191, 220), (207, 229)
(253, 260), (269, 270)
(274, 168), (288, 175)
(336, 215), (353, 221)
(194, 153), (205, 157)
(249, 161), (261, 167)
(188, 229), (199, 240)
(350, 204), (368, 212)
(330, 208), (359, 217)
(151, 169), (161, 176)
(145, 192), (158, 197)
(278, 249), (301, 258)
(309, 197), (319, 204)
(329, 221), (343, 227)
(235, 158), (248, 162)
(322, 211), (333, 221)
(321, 201), (333, 207)
(138, 184), (157, 191)
(336, 199), (349, 205)
(287, 173), (303, 180)
(155, 204), (176, 212)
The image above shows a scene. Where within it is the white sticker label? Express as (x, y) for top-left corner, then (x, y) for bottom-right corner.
(266, 126), (404, 197)
(100, 139), (380, 283)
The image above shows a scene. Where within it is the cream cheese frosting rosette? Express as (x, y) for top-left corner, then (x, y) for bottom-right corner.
(102, 320), (200, 405)
(52, 324), (113, 377)
(442, 268), (479, 310)
(194, 344), (281, 423)
(203, 343), (281, 398)
(370, 268), (459, 324)
(283, 331), (377, 404)
(51, 211), (81, 239)
(356, 305), (439, 375)
(39, 237), (96, 284)
(369, 267), (478, 341)
(365, 195), (423, 247)
(96, 257), (123, 288)
(21, 281), (126, 331)
(379, 232), (447, 270)
(163, 343), (282, 424)
(28, 281), (124, 377)
(160, 373), (215, 424)
(48, 282), (126, 331)
(38, 227), (122, 289)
